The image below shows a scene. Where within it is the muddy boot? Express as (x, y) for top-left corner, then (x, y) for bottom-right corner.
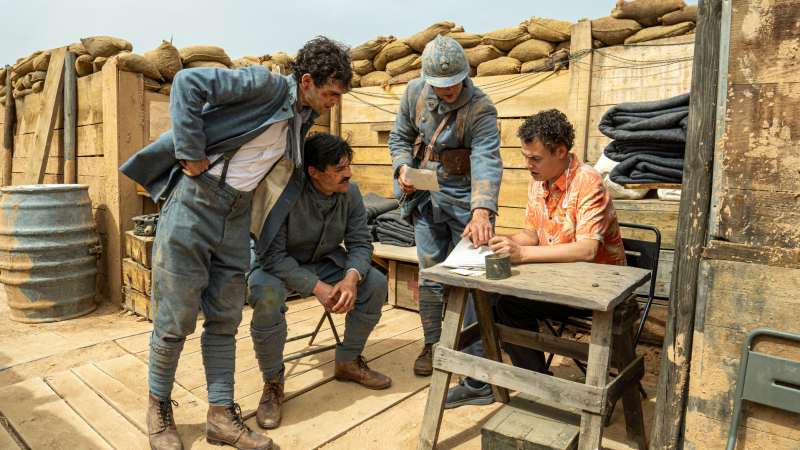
(147, 392), (183, 450)
(256, 370), (283, 429)
(414, 343), (434, 376)
(206, 403), (272, 450)
(334, 355), (392, 389)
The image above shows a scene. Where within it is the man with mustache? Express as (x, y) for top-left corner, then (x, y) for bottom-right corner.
(246, 132), (391, 430)
(120, 37), (352, 450)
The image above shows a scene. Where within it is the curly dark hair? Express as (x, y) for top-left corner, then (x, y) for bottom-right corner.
(290, 36), (353, 91)
(304, 132), (354, 177)
(517, 109), (575, 153)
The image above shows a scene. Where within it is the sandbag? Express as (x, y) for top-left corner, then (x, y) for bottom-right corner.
(157, 82), (172, 95)
(594, 155), (649, 199)
(13, 89), (32, 99)
(13, 51), (43, 78)
(143, 77), (161, 92)
(144, 40), (183, 80)
(14, 78), (25, 90)
(406, 21), (455, 53)
(521, 49), (570, 73)
(527, 17), (574, 42)
(593, 40), (607, 49)
(447, 32), (483, 49)
(360, 71), (392, 87)
(381, 69), (421, 87)
(624, 21), (695, 44)
(352, 59), (375, 76)
(477, 57), (521, 77)
(508, 39), (557, 63)
(75, 55), (94, 77)
(81, 36), (133, 58)
(556, 41), (570, 53)
(0, 85), (5, 97)
(22, 73), (33, 89)
(0, 67), (6, 86)
(465, 45), (506, 67)
(231, 58), (255, 69)
(482, 24), (531, 52)
(68, 42), (90, 57)
(32, 50), (52, 71)
(350, 35), (396, 60)
(352, 72), (362, 88)
(261, 52), (293, 74)
(93, 56), (110, 72)
(386, 53), (421, 77)
(591, 16), (644, 46)
(30, 71), (46, 83)
(611, 0), (687, 27)
(185, 61), (228, 69)
(469, 66), (477, 78)
(450, 26), (464, 33)
(657, 188), (681, 201)
(242, 55), (262, 63)
(684, 27), (696, 35)
(660, 4), (697, 25)
(0, 96), (4, 106)
(113, 53), (164, 80)
(31, 81), (44, 92)
(179, 45), (232, 65)
(374, 39), (414, 71)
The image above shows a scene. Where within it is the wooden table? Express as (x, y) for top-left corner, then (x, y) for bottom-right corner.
(416, 262), (652, 450)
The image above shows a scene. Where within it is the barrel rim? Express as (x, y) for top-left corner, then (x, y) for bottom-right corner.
(1, 184), (90, 193)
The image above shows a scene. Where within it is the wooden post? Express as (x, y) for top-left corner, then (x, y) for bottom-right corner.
(3, 68), (14, 187)
(650, 0), (722, 447)
(103, 65), (145, 305)
(23, 47), (66, 185)
(331, 104), (341, 137)
(566, 20), (593, 162)
(63, 52), (77, 184)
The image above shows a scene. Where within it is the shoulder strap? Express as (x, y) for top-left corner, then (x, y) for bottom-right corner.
(420, 111), (453, 170)
(455, 104), (469, 148)
(414, 90), (426, 131)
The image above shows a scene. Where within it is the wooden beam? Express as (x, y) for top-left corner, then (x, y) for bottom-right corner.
(369, 122), (394, 132)
(387, 259), (397, 306)
(610, 329), (648, 450)
(623, 183), (682, 190)
(605, 354), (645, 407)
(473, 290), (511, 403)
(566, 21), (593, 162)
(103, 65), (145, 306)
(23, 47), (66, 184)
(579, 310), (614, 450)
(456, 321), (480, 351)
(702, 240), (800, 270)
(331, 103), (341, 137)
(63, 52), (77, 184)
(651, 0), (722, 447)
(496, 323), (622, 365)
(3, 68), (13, 187)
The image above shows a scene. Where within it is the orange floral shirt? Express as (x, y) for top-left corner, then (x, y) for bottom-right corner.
(524, 154), (626, 266)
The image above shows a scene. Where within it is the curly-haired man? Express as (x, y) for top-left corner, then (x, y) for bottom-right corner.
(120, 36), (352, 450)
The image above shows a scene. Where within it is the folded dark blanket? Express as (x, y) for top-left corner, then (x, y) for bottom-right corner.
(610, 154), (684, 185)
(376, 210), (415, 247)
(604, 140), (685, 162)
(378, 221), (415, 239)
(368, 224), (379, 242)
(363, 193), (398, 224)
(376, 234), (415, 247)
(599, 93), (690, 143)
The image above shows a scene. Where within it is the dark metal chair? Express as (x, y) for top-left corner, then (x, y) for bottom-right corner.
(283, 310), (341, 363)
(726, 328), (800, 450)
(542, 222), (661, 426)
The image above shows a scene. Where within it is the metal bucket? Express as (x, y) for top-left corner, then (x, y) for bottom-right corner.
(0, 184), (100, 323)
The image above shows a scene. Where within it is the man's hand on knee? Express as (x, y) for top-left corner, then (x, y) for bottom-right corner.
(312, 280), (338, 313)
(330, 271), (359, 314)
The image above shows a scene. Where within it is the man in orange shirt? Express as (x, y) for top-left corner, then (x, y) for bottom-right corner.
(446, 109), (627, 408)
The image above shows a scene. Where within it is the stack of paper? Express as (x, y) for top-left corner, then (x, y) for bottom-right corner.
(440, 237), (494, 269)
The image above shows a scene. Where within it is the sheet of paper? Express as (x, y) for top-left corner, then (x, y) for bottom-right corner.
(404, 168), (440, 191)
(440, 236), (494, 269)
(449, 268), (486, 277)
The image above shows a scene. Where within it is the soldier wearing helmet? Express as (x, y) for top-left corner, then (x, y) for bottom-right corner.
(388, 35), (503, 403)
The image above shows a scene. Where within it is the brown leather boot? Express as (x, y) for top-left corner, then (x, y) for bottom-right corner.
(206, 403), (272, 450)
(414, 343), (434, 376)
(146, 392), (183, 450)
(256, 369), (283, 429)
(334, 355), (392, 389)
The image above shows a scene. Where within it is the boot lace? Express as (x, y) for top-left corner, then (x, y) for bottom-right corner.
(264, 379), (284, 406)
(356, 355), (370, 372)
(226, 403), (249, 431)
(157, 399), (179, 428)
(419, 343), (433, 358)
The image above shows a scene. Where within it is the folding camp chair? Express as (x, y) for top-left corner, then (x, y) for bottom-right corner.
(283, 310), (341, 363)
(726, 328), (800, 450)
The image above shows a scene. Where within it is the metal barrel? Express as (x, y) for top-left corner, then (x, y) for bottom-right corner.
(0, 184), (100, 323)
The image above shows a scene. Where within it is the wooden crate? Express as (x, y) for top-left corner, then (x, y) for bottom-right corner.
(123, 286), (152, 320)
(395, 262), (420, 311)
(125, 231), (154, 269)
(482, 393), (580, 450)
(122, 258), (151, 295)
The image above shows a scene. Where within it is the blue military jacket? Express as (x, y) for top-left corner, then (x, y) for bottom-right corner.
(257, 179), (374, 298)
(388, 76), (503, 224)
(119, 66), (319, 250)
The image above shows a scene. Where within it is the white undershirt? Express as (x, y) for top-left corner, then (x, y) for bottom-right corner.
(207, 120), (289, 192)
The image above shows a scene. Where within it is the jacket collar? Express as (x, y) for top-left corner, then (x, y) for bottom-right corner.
(423, 76), (475, 115)
(283, 74), (320, 123)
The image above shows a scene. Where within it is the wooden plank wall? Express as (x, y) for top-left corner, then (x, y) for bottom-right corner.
(6, 72), (108, 295)
(684, 0), (800, 447)
(585, 34), (695, 165)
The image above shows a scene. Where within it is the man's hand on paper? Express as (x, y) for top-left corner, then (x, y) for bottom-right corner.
(329, 270), (359, 314)
(461, 208), (494, 248)
(489, 235), (524, 263)
(397, 165), (417, 194)
(180, 158), (209, 177)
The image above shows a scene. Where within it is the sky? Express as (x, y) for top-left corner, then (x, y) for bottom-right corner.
(0, 0), (698, 67)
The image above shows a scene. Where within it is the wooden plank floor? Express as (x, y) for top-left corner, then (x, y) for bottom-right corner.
(0, 299), (656, 450)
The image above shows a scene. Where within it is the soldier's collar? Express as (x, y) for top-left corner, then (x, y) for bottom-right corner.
(423, 77), (474, 115)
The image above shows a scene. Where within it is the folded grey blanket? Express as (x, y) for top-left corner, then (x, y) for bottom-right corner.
(610, 154), (684, 185)
(376, 210), (415, 247)
(362, 193), (398, 224)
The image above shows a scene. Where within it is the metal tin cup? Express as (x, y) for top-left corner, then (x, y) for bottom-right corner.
(485, 253), (512, 280)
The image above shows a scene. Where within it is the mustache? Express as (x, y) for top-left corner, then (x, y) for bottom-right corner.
(340, 177), (351, 184)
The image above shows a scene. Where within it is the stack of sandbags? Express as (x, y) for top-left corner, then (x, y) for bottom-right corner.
(144, 40), (182, 95)
(0, 67), (7, 105)
(591, 0), (696, 47)
(179, 45), (232, 70)
(475, 17), (574, 76)
(261, 52), (293, 74)
(79, 36), (134, 77)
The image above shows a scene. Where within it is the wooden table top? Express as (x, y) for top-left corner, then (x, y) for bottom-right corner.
(420, 262), (651, 311)
(373, 242), (419, 264)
